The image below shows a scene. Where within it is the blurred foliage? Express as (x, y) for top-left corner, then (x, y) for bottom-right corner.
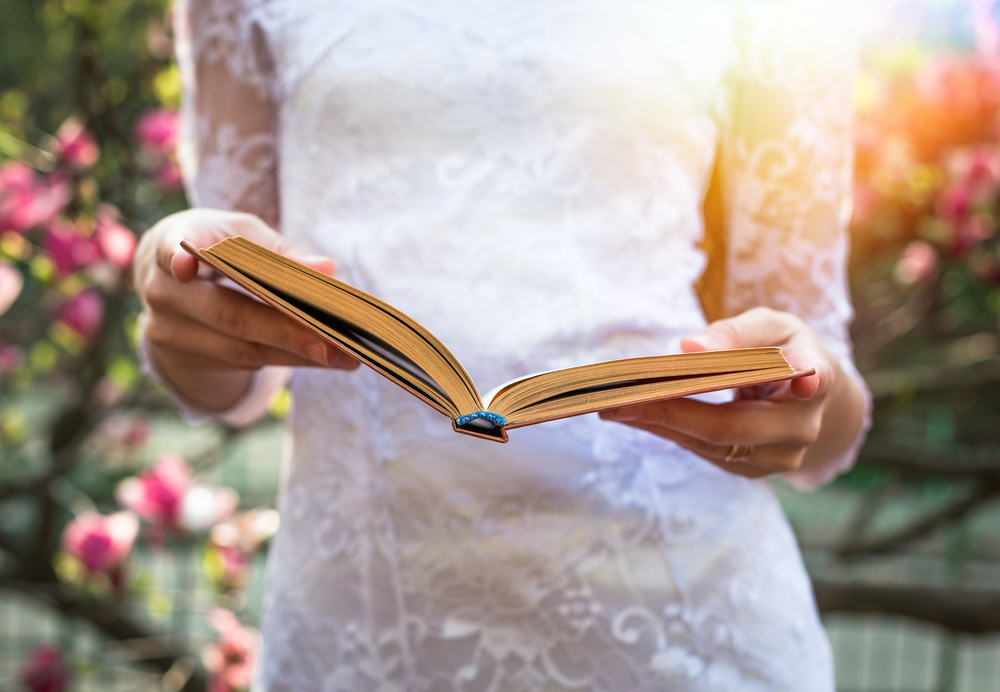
(0, 0), (184, 227)
(0, 3), (270, 690)
(3, 0), (1000, 687)
(846, 44), (1000, 475)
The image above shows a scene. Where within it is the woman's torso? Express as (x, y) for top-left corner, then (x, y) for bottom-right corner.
(247, 2), (834, 689)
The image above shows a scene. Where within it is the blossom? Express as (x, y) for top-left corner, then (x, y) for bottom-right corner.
(18, 644), (70, 692)
(52, 117), (99, 171)
(117, 454), (239, 535)
(0, 344), (21, 373)
(205, 508), (279, 590)
(204, 543), (251, 591)
(0, 261), (22, 316)
(97, 412), (150, 452)
(116, 453), (189, 527)
(203, 609), (258, 692)
(57, 289), (104, 341)
(95, 208), (136, 268)
(895, 240), (939, 284)
(135, 109), (183, 192)
(61, 511), (139, 576)
(0, 162), (71, 234)
(135, 108), (179, 153)
(155, 161), (183, 191)
(210, 508), (279, 556)
(43, 218), (101, 276)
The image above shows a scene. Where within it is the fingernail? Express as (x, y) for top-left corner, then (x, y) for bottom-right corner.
(688, 335), (717, 350)
(298, 255), (336, 274)
(308, 343), (331, 366)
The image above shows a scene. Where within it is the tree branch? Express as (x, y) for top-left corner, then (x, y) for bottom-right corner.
(865, 355), (1000, 400)
(0, 578), (206, 691)
(858, 439), (1000, 480)
(837, 481), (1000, 558)
(814, 580), (1000, 633)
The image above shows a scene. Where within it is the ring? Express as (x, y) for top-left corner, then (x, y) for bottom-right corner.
(724, 444), (754, 463)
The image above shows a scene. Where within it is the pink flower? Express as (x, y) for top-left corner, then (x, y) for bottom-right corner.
(43, 218), (102, 276)
(98, 413), (150, 452)
(117, 454), (238, 534)
(135, 109), (182, 192)
(0, 344), (21, 373)
(205, 543), (251, 590)
(116, 453), (190, 528)
(0, 261), (22, 316)
(203, 609), (258, 692)
(210, 508), (280, 556)
(947, 146), (1000, 193)
(18, 645), (70, 692)
(0, 162), (72, 234)
(53, 117), (99, 171)
(154, 161), (183, 191)
(938, 184), (971, 223)
(205, 508), (279, 590)
(61, 511), (138, 575)
(895, 240), (939, 284)
(57, 289), (104, 341)
(95, 209), (136, 268)
(135, 109), (179, 154)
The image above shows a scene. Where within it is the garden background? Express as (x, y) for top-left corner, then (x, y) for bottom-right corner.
(3, 0), (1000, 690)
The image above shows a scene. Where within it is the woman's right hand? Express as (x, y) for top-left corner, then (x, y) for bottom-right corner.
(134, 209), (358, 413)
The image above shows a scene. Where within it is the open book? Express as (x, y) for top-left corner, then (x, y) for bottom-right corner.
(182, 237), (813, 442)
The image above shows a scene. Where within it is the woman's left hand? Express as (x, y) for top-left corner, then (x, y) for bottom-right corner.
(599, 307), (866, 478)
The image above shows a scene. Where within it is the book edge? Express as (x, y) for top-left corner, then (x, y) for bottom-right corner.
(181, 240), (457, 421)
(180, 240), (813, 444)
(501, 367), (816, 431)
(222, 237), (485, 412)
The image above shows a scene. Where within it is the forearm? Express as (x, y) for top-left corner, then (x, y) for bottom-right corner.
(150, 346), (254, 414)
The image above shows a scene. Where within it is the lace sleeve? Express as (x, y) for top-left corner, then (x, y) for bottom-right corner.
(140, 0), (289, 427)
(719, 0), (871, 489)
(173, 0), (280, 224)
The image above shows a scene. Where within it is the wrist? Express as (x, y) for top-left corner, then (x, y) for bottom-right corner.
(150, 345), (255, 414)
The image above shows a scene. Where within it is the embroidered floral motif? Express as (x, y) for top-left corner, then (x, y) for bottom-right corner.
(164, 1), (862, 690)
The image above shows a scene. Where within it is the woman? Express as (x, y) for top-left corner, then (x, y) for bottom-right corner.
(135, 1), (869, 689)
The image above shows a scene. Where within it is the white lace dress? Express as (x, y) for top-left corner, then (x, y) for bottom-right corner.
(164, 1), (869, 689)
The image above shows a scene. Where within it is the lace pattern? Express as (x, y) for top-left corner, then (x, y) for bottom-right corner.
(720, 0), (871, 487)
(173, 0), (281, 226)
(164, 1), (865, 689)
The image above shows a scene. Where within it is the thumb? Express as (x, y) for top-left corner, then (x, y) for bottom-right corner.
(681, 307), (801, 352)
(159, 210), (337, 280)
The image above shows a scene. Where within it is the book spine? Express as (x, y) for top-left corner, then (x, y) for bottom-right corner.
(454, 411), (506, 427)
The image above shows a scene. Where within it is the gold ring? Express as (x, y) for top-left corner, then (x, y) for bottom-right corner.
(724, 444), (754, 463)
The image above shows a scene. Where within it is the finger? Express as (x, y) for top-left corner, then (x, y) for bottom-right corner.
(619, 423), (806, 476)
(156, 210), (336, 282)
(147, 312), (327, 369)
(624, 423), (773, 478)
(146, 275), (348, 366)
(781, 332), (832, 400)
(600, 396), (823, 448)
(681, 307), (802, 352)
